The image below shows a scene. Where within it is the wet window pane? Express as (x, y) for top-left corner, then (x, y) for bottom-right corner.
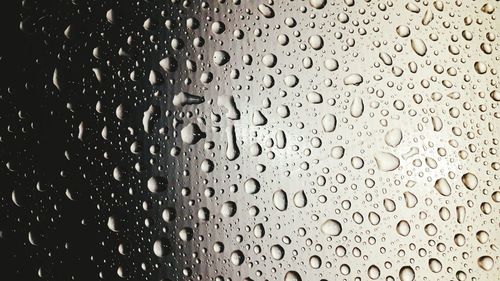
(1, 1), (499, 280)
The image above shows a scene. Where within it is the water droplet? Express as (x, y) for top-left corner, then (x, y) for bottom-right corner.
(213, 50), (230, 65)
(344, 74), (364, 86)
(434, 178), (451, 196)
(384, 128), (403, 147)
(273, 189), (288, 211)
(293, 190), (307, 208)
(350, 96), (364, 117)
(374, 152), (400, 172)
(258, 4), (275, 18)
(411, 38), (427, 56)
(478, 256), (494, 271)
(321, 219), (342, 236)
(284, 271), (302, 281)
(396, 220), (411, 236)
(244, 178), (260, 194)
(399, 266), (415, 281)
(309, 0), (326, 9)
(308, 35), (324, 50)
(461, 173), (478, 190)
(322, 114), (337, 132)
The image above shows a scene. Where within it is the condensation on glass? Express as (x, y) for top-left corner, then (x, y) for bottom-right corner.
(1, 0), (499, 280)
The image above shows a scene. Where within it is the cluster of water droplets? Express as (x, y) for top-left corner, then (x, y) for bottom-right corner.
(2, 0), (499, 280)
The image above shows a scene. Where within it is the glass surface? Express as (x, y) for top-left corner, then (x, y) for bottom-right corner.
(1, 0), (499, 280)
